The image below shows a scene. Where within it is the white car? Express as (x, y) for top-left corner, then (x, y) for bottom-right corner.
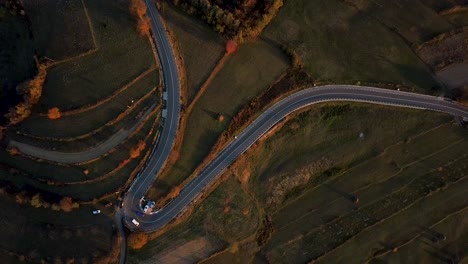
(132, 219), (140, 226)
(92, 210), (101, 215)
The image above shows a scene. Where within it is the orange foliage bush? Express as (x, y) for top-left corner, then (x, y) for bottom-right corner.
(5, 62), (47, 125)
(128, 232), (149, 249)
(218, 114), (225, 122)
(7, 147), (20, 156)
(167, 186), (181, 199)
(130, 0), (150, 37)
(226, 40), (238, 54)
(137, 16), (151, 36)
(59, 196), (78, 212)
(47, 107), (61, 119)
(129, 140), (146, 159)
(242, 208), (250, 216)
(130, 0), (146, 18)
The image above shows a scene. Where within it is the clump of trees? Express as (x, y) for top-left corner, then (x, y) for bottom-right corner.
(5, 61), (47, 125)
(47, 107), (61, 119)
(172, 0), (283, 41)
(130, 0), (151, 36)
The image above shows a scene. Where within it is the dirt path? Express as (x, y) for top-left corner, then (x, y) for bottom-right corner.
(8, 106), (156, 164)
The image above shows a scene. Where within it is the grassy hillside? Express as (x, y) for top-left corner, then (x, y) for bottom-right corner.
(0, 0), (160, 261)
(263, 0), (440, 92)
(148, 40), (288, 198)
(0, 5), (36, 123)
(133, 104), (468, 263)
(23, 0), (95, 60)
(160, 3), (225, 103)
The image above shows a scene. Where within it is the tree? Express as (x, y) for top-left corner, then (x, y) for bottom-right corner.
(225, 40), (238, 54)
(59, 196), (77, 212)
(127, 233), (149, 249)
(47, 107), (61, 119)
(167, 186), (181, 199)
(30, 193), (44, 208)
(137, 16), (151, 36)
(129, 140), (146, 159)
(7, 147), (19, 156)
(130, 0), (146, 18)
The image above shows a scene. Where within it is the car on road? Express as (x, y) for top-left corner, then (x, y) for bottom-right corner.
(132, 219), (140, 226)
(92, 210), (101, 215)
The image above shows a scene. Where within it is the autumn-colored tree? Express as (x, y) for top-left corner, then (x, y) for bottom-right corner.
(7, 147), (20, 156)
(130, 0), (150, 37)
(5, 62), (47, 125)
(59, 196), (78, 212)
(15, 192), (29, 204)
(167, 186), (181, 199)
(226, 40), (238, 54)
(137, 16), (151, 36)
(30, 193), (44, 208)
(47, 107), (61, 119)
(5, 102), (32, 125)
(130, 0), (146, 18)
(129, 140), (146, 159)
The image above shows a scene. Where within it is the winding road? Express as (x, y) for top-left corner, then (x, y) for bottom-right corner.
(121, 0), (468, 240)
(8, 106), (157, 164)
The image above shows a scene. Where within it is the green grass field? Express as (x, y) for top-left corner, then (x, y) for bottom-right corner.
(129, 176), (259, 263)
(0, 111), (159, 195)
(344, 0), (454, 45)
(0, 6), (35, 89)
(16, 70), (158, 139)
(0, 168), (114, 262)
(34, 0), (155, 112)
(160, 2), (225, 103)
(134, 103), (467, 263)
(443, 8), (468, 27)
(148, 40), (288, 197)
(23, 0), (95, 60)
(263, 0), (440, 93)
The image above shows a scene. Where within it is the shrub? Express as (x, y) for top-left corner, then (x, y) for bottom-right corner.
(47, 107), (61, 119)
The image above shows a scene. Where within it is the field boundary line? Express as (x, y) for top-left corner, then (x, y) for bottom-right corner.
(315, 178), (468, 263)
(367, 205), (468, 262)
(308, 172), (468, 262)
(274, 140), (466, 232)
(75, 105), (161, 165)
(273, 121), (453, 216)
(38, 67), (157, 117)
(81, 0), (98, 49)
(38, 0), (99, 68)
(16, 88), (157, 142)
(63, 113), (161, 185)
(185, 52), (230, 114)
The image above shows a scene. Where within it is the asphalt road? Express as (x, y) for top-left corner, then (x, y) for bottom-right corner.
(8, 105), (156, 164)
(119, 0), (468, 236)
(122, 0), (180, 229)
(125, 84), (468, 232)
